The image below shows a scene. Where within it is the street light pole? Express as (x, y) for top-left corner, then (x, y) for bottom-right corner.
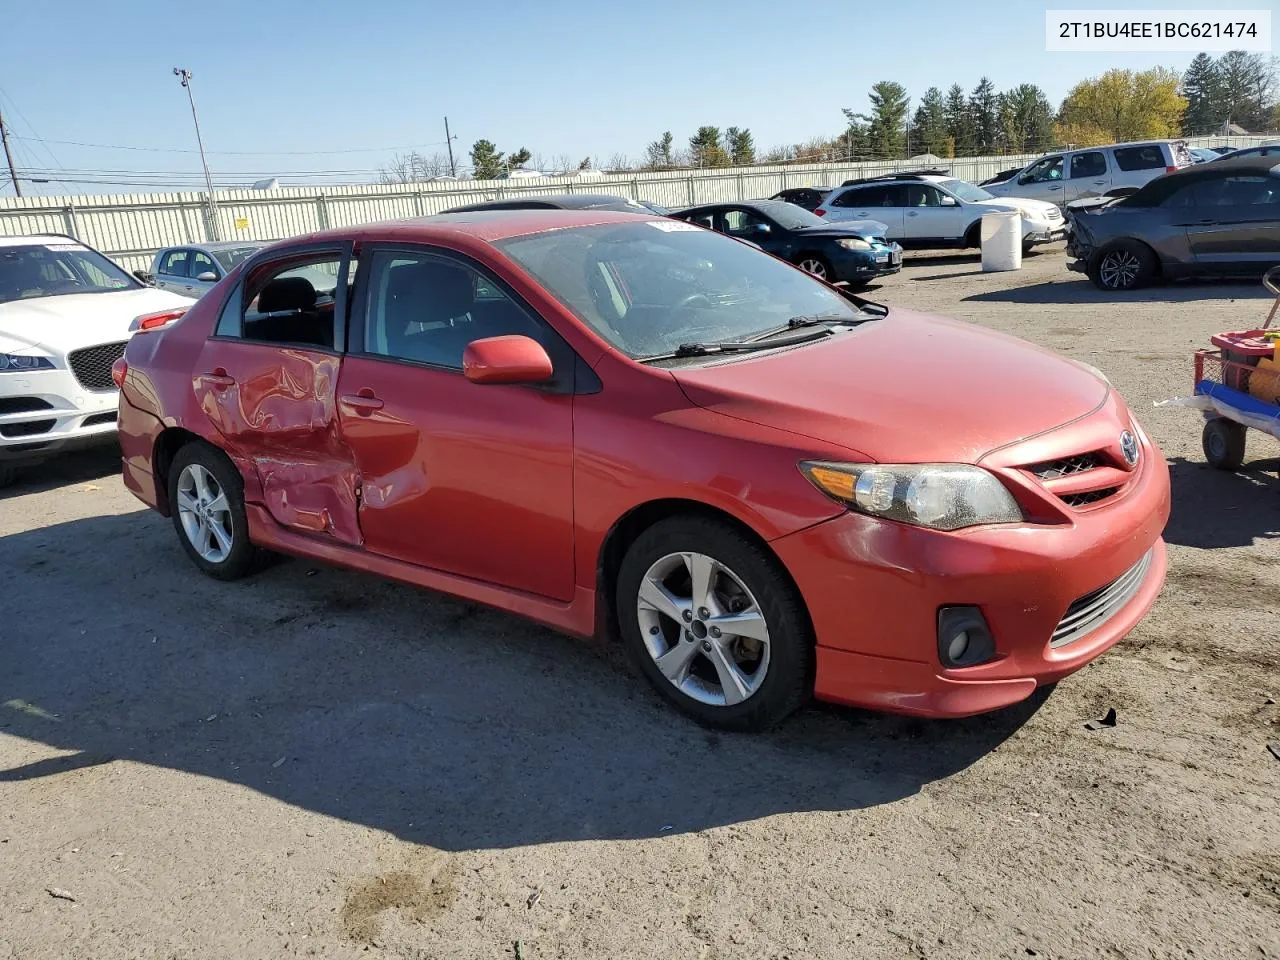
(173, 68), (219, 239)
(0, 110), (20, 197)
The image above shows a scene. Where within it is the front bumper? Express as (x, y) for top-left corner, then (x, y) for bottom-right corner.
(0, 367), (120, 464)
(831, 244), (903, 283)
(772, 426), (1170, 718)
(1024, 221), (1070, 246)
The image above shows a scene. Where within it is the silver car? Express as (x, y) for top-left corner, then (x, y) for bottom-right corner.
(147, 241), (266, 298)
(985, 140), (1194, 207)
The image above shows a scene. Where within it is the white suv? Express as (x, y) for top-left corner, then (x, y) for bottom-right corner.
(0, 234), (191, 485)
(814, 174), (1066, 252)
(983, 140), (1194, 206)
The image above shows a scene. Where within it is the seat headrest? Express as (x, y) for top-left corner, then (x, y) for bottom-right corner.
(386, 260), (474, 323)
(258, 276), (317, 314)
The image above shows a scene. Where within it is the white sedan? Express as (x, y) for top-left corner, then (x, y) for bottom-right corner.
(0, 234), (191, 485)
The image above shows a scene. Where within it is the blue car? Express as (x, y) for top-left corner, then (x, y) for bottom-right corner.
(671, 200), (902, 288)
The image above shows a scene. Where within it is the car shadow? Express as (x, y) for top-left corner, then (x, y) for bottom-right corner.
(1163, 456), (1280, 549)
(0, 511), (1048, 852)
(964, 277), (1273, 305)
(0, 445), (121, 500)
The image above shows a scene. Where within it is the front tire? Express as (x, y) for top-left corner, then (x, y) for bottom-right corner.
(616, 517), (814, 731)
(1202, 418), (1246, 471)
(1088, 241), (1155, 291)
(795, 254), (832, 281)
(0, 465), (17, 488)
(167, 441), (262, 580)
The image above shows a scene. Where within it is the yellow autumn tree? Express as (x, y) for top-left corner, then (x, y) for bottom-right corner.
(1057, 68), (1187, 142)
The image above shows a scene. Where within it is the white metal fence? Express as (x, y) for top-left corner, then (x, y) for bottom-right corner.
(0, 136), (1272, 272)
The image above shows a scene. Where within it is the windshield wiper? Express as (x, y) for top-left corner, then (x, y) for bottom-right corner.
(640, 327), (834, 361)
(745, 312), (873, 342)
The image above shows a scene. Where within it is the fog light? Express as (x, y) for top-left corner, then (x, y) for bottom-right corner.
(937, 606), (996, 668)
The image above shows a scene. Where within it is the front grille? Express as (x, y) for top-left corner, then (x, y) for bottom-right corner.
(0, 397), (53, 415)
(0, 418), (55, 438)
(1030, 453), (1101, 480)
(81, 411), (117, 427)
(67, 341), (127, 391)
(1051, 549), (1153, 648)
(1060, 488), (1118, 508)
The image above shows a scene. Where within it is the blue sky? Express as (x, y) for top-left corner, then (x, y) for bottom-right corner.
(0, 0), (1273, 194)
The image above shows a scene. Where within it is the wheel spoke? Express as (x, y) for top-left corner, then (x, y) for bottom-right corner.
(192, 466), (213, 502)
(683, 552), (717, 613)
(176, 490), (200, 515)
(706, 642), (752, 705)
(654, 637), (700, 684)
(195, 520), (213, 557)
(638, 577), (687, 624)
(209, 519), (232, 557)
(709, 609), (769, 642)
(206, 491), (230, 519)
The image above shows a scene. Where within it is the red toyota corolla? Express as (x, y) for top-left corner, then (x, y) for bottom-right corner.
(115, 211), (1169, 731)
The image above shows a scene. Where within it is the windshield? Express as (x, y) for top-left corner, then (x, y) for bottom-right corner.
(939, 179), (994, 202)
(496, 221), (868, 359)
(750, 200), (827, 230)
(211, 245), (265, 271)
(0, 242), (137, 305)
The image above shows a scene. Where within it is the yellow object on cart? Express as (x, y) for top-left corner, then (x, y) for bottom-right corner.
(1248, 354), (1280, 405)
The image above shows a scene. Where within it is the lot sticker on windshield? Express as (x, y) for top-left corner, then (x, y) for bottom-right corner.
(647, 221), (701, 232)
(44, 243), (88, 251)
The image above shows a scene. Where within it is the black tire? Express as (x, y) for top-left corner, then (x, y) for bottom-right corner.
(0, 465), (17, 488)
(963, 223), (982, 249)
(1202, 418), (1246, 471)
(1088, 241), (1156, 291)
(794, 254), (833, 282)
(616, 516), (814, 732)
(167, 441), (264, 580)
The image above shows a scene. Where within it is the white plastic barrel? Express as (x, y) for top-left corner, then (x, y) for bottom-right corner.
(980, 211), (1022, 272)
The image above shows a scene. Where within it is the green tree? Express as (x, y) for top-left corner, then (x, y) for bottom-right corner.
(507, 147), (532, 171)
(943, 84), (972, 155)
(911, 86), (949, 156)
(470, 139), (504, 179)
(689, 126), (729, 167)
(968, 77), (1000, 154)
(838, 109), (870, 159)
(725, 126), (756, 165)
(1058, 67), (1187, 141)
(864, 81), (909, 158)
(644, 131), (676, 169)
(1214, 50), (1278, 131)
(1181, 53), (1223, 135)
(999, 83), (1055, 153)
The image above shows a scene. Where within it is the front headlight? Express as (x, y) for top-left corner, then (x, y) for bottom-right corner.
(800, 461), (1024, 531)
(0, 354), (54, 372)
(836, 237), (872, 251)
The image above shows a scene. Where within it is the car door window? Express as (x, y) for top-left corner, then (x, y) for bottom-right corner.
(190, 250), (219, 280)
(680, 211), (715, 229)
(1069, 152), (1107, 179)
(831, 187), (869, 208)
(224, 253), (345, 349)
(1022, 157), (1063, 183)
(906, 185), (942, 207)
(1194, 176), (1280, 208)
(836, 185), (900, 207)
(361, 250), (544, 370)
(160, 249), (190, 277)
(722, 209), (770, 236)
(1113, 146), (1166, 172)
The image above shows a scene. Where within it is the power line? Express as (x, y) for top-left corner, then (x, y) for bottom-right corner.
(8, 134), (456, 156)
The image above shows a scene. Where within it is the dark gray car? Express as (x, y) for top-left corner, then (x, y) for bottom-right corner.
(1066, 156), (1280, 291)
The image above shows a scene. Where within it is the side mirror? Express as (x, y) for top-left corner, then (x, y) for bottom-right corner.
(1017, 174), (1034, 185)
(463, 335), (554, 385)
(134, 270), (155, 285)
(196, 271), (218, 283)
(940, 195), (959, 207)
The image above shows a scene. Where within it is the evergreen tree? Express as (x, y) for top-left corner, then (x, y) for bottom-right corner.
(689, 126), (729, 167)
(865, 81), (910, 158)
(1181, 53), (1222, 134)
(725, 126), (756, 165)
(644, 131), (676, 170)
(911, 87), (949, 156)
(470, 139), (505, 179)
(943, 84), (972, 155)
(968, 77), (1000, 154)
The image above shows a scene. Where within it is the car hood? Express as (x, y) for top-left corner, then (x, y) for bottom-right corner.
(974, 196), (1059, 217)
(793, 220), (891, 240)
(671, 308), (1109, 464)
(0, 287), (191, 356)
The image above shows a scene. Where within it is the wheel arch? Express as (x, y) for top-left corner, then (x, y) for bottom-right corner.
(152, 426), (209, 515)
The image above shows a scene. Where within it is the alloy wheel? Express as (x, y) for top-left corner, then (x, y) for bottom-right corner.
(635, 551), (771, 707)
(176, 463), (234, 564)
(798, 259), (828, 279)
(1099, 250), (1141, 289)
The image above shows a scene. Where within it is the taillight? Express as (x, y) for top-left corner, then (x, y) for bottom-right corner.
(110, 356), (128, 388)
(129, 308), (187, 333)
(814, 208), (827, 217)
(1166, 165), (1178, 173)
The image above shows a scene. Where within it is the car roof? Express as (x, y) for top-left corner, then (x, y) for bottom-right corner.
(0, 233), (82, 247)
(1127, 156), (1280, 203)
(442, 193), (643, 213)
(675, 199), (803, 215)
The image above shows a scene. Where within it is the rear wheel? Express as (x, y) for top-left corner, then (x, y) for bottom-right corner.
(167, 442), (263, 580)
(616, 517), (813, 731)
(1202, 418), (1246, 471)
(1089, 241), (1155, 291)
(795, 255), (832, 281)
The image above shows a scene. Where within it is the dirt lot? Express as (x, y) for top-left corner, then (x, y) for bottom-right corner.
(2, 245), (1278, 960)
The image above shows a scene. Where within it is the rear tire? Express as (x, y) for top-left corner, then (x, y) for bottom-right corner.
(167, 441), (264, 580)
(1202, 418), (1246, 471)
(616, 516), (814, 732)
(1088, 241), (1156, 291)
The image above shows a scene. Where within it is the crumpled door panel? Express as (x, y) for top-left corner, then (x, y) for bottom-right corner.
(192, 343), (362, 545)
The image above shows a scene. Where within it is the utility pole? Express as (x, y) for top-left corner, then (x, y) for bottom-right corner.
(173, 68), (219, 239)
(0, 111), (21, 197)
(443, 116), (457, 178)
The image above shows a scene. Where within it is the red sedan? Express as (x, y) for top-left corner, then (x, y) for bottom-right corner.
(115, 211), (1170, 731)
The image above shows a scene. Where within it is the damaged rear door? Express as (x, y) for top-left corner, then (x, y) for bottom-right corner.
(192, 242), (363, 545)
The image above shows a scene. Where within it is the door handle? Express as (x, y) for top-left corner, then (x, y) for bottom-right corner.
(1093, 180), (1107, 185)
(201, 367), (235, 389)
(340, 392), (384, 415)
(907, 211), (919, 217)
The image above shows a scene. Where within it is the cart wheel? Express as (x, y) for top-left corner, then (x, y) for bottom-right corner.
(1202, 418), (1246, 471)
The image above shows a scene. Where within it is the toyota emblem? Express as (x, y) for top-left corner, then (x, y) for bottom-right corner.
(1120, 430), (1139, 467)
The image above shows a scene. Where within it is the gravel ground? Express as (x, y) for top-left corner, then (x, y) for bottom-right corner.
(2, 244), (1278, 960)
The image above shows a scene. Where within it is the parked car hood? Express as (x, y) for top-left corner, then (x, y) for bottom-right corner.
(792, 220), (891, 239)
(975, 196), (1060, 217)
(671, 308), (1108, 464)
(0, 287), (190, 356)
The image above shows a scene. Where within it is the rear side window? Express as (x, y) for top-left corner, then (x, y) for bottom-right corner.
(1113, 146), (1166, 172)
(160, 250), (190, 276)
(1070, 152), (1107, 179)
(224, 254), (346, 349)
(834, 185), (900, 207)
